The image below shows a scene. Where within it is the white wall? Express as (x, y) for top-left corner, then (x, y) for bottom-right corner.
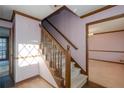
(15, 14), (41, 82)
(38, 55), (58, 87)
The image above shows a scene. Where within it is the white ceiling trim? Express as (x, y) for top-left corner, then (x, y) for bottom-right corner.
(0, 5), (106, 21)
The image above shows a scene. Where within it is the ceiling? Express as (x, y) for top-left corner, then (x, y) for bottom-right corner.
(89, 17), (124, 34)
(67, 5), (105, 16)
(0, 5), (62, 20)
(0, 5), (106, 20)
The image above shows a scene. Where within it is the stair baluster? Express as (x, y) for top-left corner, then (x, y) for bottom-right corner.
(40, 26), (72, 87)
(57, 50), (60, 76)
(59, 51), (62, 78)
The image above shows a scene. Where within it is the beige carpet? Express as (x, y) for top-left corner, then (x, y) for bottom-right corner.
(15, 76), (53, 88)
(89, 60), (124, 88)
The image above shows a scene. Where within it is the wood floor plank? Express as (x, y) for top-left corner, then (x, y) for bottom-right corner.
(15, 76), (53, 88)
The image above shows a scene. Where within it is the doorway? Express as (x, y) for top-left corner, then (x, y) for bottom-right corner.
(86, 14), (124, 88)
(0, 28), (9, 77)
(0, 26), (14, 88)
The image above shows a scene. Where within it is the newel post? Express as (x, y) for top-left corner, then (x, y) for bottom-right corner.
(65, 45), (71, 88)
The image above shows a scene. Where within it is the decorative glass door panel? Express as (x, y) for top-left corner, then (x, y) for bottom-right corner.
(0, 37), (8, 61)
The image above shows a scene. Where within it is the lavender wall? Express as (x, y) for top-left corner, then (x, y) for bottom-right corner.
(89, 31), (124, 63)
(44, 6), (124, 71)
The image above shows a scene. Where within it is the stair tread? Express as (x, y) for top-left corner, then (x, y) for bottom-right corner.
(71, 74), (87, 88)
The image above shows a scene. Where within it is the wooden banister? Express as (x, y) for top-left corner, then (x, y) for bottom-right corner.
(45, 19), (78, 50)
(40, 24), (72, 88)
(65, 45), (71, 88)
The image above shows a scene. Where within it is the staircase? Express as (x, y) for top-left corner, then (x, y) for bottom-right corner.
(39, 25), (87, 88)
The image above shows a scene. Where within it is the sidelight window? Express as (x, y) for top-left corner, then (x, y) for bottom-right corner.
(0, 37), (8, 60)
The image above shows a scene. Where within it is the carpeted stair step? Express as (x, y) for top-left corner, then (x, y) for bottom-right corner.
(71, 74), (87, 88)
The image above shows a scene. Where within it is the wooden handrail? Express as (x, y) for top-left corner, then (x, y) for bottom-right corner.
(65, 45), (71, 88)
(45, 19), (78, 50)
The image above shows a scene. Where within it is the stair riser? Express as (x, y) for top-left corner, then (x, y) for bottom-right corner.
(71, 69), (81, 79)
(62, 63), (75, 73)
(62, 68), (80, 79)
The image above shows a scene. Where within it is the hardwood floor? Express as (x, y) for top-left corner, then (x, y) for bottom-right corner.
(2, 59), (124, 88)
(89, 60), (124, 88)
(83, 81), (105, 88)
(15, 76), (53, 88)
